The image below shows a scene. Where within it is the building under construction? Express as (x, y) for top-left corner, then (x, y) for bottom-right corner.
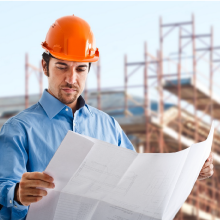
(0, 15), (220, 219)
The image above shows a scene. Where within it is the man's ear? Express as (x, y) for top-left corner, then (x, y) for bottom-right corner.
(41, 59), (49, 77)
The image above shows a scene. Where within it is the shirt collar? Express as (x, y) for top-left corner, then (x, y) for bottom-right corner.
(39, 89), (93, 119)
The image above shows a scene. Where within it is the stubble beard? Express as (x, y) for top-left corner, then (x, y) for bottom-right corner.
(58, 88), (79, 105)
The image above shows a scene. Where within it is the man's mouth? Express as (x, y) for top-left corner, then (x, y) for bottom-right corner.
(61, 88), (78, 93)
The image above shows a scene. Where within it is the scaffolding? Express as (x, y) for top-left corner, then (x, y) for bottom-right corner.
(122, 14), (220, 220)
(25, 53), (43, 108)
(84, 14), (220, 220)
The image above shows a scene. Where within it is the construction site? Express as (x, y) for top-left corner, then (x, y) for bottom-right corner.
(0, 15), (220, 219)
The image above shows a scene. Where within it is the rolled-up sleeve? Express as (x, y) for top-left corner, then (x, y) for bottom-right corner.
(0, 119), (28, 219)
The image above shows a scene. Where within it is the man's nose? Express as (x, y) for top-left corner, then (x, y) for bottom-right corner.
(65, 69), (77, 84)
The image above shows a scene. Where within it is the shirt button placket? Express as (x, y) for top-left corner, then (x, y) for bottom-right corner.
(73, 112), (77, 131)
(73, 121), (77, 131)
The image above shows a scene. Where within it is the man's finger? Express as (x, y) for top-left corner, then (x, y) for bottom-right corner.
(20, 179), (55, 189)
(199, 170), (214, 177)
(200, 170), (214, 177)
(207, 152), (213, 162)
(202, 160), (212, 169)
(22, 188), (48, 197)
(23, 172), (54, 182)
(199, 171), (213, 177)
(22, 196), (43, 204)
(200, 164), (214, 173)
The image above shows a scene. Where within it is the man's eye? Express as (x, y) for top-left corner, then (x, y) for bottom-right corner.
(57, 66), (66, 70)
(77, 68), (86, 72)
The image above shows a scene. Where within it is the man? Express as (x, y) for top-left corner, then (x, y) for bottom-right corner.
(0, 15), (214, 220)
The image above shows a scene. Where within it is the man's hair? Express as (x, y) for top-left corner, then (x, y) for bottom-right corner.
(42, 52), (91, 76)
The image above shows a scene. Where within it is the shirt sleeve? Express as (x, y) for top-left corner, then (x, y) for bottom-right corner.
(112, 117), (136, 152)
(0, 119), (29, 219)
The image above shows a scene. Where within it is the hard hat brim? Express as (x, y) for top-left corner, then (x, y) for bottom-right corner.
(42, 46), (99, 63)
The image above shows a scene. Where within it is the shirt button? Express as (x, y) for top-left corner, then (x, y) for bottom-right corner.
(14, 205), (17, 208)
(65, 108), (68, 111)
(10, 200), (12, 204)
(73, 123), (76, 126)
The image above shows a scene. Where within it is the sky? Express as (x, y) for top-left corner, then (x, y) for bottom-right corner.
(1, 1), (220, 99)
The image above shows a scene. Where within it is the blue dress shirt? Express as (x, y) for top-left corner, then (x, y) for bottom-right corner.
(0, 89), (135, 220)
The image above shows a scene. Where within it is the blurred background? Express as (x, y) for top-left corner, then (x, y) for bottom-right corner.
(0, 1), (220, 219)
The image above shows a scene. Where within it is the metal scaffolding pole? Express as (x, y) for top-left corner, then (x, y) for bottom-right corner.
(25, 53), (44, 109)
(124, 54), (128, 116)
(144, 42), (150, 152)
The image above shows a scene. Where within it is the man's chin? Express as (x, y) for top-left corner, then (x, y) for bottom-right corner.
(59, 94), (78, 105)
(64, 96), (76, 103)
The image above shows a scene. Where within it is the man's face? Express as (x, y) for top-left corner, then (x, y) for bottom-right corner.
(42, 57), (89, 107)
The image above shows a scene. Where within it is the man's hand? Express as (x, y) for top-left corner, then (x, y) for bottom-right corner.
(14, 172), (55, 206)
(198, 153), (214, 181)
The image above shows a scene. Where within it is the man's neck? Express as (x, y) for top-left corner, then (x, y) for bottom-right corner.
(47, 89), (78, 116)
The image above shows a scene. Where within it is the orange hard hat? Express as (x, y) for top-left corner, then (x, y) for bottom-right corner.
(41, 15), (99, 62)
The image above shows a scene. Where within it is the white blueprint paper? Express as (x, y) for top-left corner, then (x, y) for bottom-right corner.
(26, 122), (215, 220)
